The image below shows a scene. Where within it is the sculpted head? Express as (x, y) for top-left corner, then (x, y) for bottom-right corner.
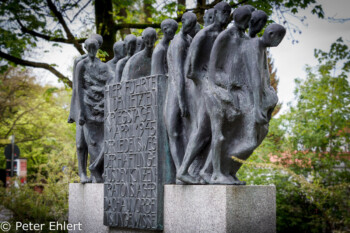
(135, 36), (145, 52)
(113, 41), (125, 58)
(90, 34), (103, 48)
(84, 38), (99, 59)
(214, 2), (231, 26)
(249, 10), (268, 37)
(261, 24), (286, 47)
(233, 6), (252, 30)
(124, 34), (137, 56)
(189, 22), (201, 38)
(243, 5), (255, 13)
(203, 8), (215, 26)
(161, 19), (178, 41)
(181, 12), (197, 35)
(142, 27), (157, 49)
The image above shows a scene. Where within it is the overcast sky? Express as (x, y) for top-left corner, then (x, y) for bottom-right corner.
(32, 0), (350, 115)
(269, 0), (350, 114)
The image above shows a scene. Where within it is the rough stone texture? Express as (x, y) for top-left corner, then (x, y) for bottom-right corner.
(69, 183), (108, 233)
(69, 184), (275, 233)
(69, 183), (159, 233)
(164, 185), (276, 233)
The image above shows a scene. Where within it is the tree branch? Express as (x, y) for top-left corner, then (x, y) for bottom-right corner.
(46, 0), (85, 55)
(0, 50), (72, 87)
(16, 18), (86, 44)
(115, 22), (162, 30)
(113, 0), (249, 31)
(4, 103), (42, 138)
(68, 0), (92, 23)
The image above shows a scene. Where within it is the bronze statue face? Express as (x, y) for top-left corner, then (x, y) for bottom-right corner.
(182, 18), (194, 34)
(163, 24), (177, 40)
(262, 24), (286, 47)
(113, 41), (126, 58)
(233, 6), (252, 30)
(181, 12), (197, 34)
(214, 2), (231, 26)
(215, 8), (230, 26)
(90, 34), (103, 48)
(249, 10), (268, 37)
(204, 9), (215, 26)
(142, 28), (157, 48)
(85, 38), (98, 58)
(135, 37), (144, 52)
(161, 19), (178, 41)
(124, 35), (137, 55)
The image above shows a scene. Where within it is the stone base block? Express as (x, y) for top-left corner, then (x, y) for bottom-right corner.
(69, 184), (157, 233)
(164, 185), (276, 233)
(69, 184), (275, 233)
(69, 183), (107, 233)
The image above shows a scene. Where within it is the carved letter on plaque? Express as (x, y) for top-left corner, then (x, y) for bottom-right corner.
(104, 75), (170, 230)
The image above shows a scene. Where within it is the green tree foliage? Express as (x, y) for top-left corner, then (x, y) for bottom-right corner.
(0, 0), (325, 86)
(0, 68), (78, 231)
(0, 68), (77, 180)
(238, 39), (350, 232)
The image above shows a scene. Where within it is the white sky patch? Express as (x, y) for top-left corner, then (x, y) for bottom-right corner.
(270, 0), (350, 114)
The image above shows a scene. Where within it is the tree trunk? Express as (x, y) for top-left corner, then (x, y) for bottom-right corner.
(95, 0), (116, 61)
(196, 0), (206, 25)
(119, 8), (131, 39)
(143, 0), (152, 23)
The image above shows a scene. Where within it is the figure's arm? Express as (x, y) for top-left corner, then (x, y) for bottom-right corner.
(75, 61), (86, 125)
(114, 59), (124, 83)
(121, 58), (131, 82)
(173, 42), (189, 117)
(72, 55), (87, 90)
(151, 45), (160, 75)
(185, 36), (202, 81)
(74, 54), (87, 70)
(209, 32), (229, 88)
(105, 63), (115, 84)
(68, 55), (87, 123)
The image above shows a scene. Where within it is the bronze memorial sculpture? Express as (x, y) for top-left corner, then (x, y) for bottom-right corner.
(113, 34), (137, 83)
(68, 34), (104, 183)
(106, 41), (125, 76)
(135, 36), (145, 53)
(177, 2), (232, 184)
(68, 2), (286, 230)
(151, 19), (178, 76)
(203, 8), (215, 27)
(164, 12), (197, 178)
(70, 37), (113, 183)
(121, 27), (157, 81)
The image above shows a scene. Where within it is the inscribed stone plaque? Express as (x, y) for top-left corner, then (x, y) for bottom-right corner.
(103, 75), (173, 230)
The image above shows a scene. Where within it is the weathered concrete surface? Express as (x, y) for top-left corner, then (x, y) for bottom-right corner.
(69, 183), (158, 233)
(69, 184), (275, 233)
(164, 185), (276, 233)
(69, 183), (108, 233)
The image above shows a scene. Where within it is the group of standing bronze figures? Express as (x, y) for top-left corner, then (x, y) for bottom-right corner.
(68, 2), (286, 185)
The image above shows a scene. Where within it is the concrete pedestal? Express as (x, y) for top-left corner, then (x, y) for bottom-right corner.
(69, 184), (275, 233)
(69, 183), (107, 233)
(164, 185), (276, 233)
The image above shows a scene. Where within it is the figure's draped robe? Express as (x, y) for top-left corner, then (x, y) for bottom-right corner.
(203, 36), (278, 176)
